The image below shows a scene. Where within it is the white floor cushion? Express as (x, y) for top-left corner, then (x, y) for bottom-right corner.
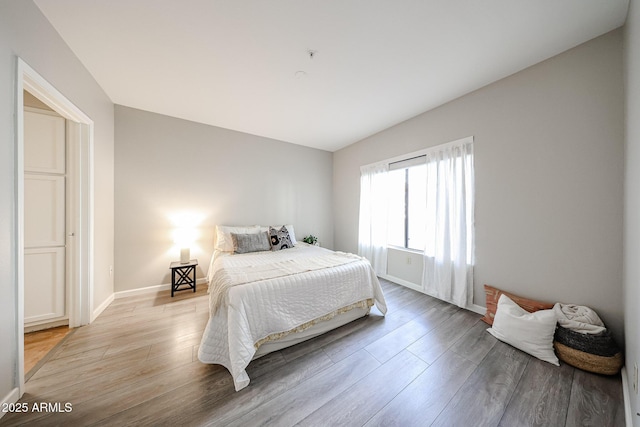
(487, 294), (559, 365)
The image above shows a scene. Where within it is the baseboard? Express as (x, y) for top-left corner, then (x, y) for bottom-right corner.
(24, 319), (69, 333)
(621, 366), (633, 427)
(467, 304), (486, 316)
(380, 274), (423, 292)
(114, 278), (208, 300)
(91, 292), (115, 322)
(0, 387), (21, 420)
(381, 275), (487, 316)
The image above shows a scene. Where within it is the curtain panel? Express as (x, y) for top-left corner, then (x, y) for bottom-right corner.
(358, 163), (389, 276)
(422, 139), (474, 308)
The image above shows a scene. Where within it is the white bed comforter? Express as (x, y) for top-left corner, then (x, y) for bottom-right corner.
(198, 243), (387, 391)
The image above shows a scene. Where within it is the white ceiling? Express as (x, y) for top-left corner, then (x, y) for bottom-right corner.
(35, 0), (628, 152)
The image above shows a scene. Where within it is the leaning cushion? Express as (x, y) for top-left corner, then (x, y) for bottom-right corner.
(481, 284), (554, 325)
(487, 294), (559, 366)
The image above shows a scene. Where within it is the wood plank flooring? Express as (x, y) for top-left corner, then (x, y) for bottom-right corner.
(1, 279), (624, 426)
(24, 326), (72, 378)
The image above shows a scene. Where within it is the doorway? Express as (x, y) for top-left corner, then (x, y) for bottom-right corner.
(22, 93), (71, 377)
(23, 98), (68, 330)
(16, 58), (94, 395)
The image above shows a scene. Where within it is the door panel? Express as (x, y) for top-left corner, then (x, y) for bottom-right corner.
(24, 247), (65, 323)
(24, 174), (65, 248)
(24, 110), (65, 174)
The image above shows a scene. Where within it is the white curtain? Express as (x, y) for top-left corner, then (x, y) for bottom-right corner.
(422, 139), (474, 308)
(358, 163), (389, 276)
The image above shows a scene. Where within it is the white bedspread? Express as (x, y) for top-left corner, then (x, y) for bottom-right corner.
(198, 243), (387, 391)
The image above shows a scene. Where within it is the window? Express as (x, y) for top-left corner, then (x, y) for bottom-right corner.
(386, 152), (473, 264)
(388, 159), (427, 251)
(358, 136), (474, 308)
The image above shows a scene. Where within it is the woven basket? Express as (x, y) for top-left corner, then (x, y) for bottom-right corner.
(553, 326), (623, 375)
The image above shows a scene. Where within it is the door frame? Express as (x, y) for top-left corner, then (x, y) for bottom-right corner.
(15, 58), (94, 394)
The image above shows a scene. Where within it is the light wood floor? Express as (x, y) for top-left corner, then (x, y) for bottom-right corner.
(24, 326), (72, 376)
(2, 279), (624, 426)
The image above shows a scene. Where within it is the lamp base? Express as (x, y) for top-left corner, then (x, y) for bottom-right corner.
(180, 248), (190, 264)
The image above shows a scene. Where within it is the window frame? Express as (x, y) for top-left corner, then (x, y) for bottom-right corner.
(360, 136), (474, 255)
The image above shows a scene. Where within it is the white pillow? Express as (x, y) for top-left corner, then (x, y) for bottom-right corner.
(283, 224), (297, 244)
(487, 294), (559, 366)
(215, 225), (260, 252)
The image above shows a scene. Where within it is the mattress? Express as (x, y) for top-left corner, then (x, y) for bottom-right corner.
(198, 243), (387, 391)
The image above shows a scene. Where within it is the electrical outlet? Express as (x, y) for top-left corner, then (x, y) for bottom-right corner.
(406, 257), (412, 265)
(634, 363), (638, 394)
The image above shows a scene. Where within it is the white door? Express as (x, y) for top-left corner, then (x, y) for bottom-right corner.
(24, 108), (67, 326)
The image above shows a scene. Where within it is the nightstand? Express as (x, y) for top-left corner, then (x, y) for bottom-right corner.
(169, 259), (198, 297)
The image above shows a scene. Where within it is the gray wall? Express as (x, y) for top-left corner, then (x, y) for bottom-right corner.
(624, 0), (640, 421)
(114, 106), (333, 292)
(334, 30), (625, 344)
(0, 0), (114, 404)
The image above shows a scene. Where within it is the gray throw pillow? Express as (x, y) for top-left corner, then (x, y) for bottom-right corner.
(231, 231), (271, 254)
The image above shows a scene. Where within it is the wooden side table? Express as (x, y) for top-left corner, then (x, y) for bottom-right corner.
(169, 259), (198, 297)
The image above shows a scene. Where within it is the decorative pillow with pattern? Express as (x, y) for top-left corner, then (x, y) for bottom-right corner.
(269, 226), (294, 251)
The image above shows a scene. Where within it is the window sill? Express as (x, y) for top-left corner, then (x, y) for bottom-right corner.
(387, 246), (423, 255)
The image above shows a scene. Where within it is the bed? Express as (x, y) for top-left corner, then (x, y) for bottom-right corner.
(197, 225), (387, 391)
